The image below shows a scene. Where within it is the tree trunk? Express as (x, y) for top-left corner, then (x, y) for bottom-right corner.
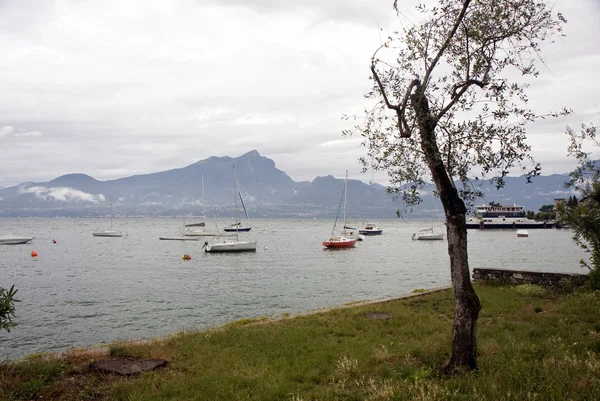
(412, 90), (481, 374)
(443, 210), (481, 373)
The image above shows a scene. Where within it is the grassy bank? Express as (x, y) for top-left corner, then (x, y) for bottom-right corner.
(1, 283), (599, 400)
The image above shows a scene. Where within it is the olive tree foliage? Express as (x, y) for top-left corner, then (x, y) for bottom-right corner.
(0, 285), (19, 333)
(354, 0), (566, 207)
(348, 0), (565, 373)
(562, 122), (600, 289)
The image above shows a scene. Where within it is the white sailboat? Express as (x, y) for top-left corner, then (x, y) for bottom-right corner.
(412, 219), (445, 241)
(322, 171), (357, 249)
(204, 166), (257, 253)
(223, 176), (252, 232)
(93, 197), (124, 237)
(159, 198), (200, 241)
(412, 197), (445, 240)
(411, 226), (445, 240)
(184, 174), (220, 237)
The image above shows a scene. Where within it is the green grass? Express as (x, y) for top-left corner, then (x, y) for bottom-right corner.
(1, 284), (599, 400)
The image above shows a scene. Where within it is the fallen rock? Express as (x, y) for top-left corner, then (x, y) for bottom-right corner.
(90, 359), (168, 376)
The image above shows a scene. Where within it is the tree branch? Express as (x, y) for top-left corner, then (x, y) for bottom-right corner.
(398, 79), (421, 137)
(371, 62), (420, 138)
(435, 79), (487, 121)
(421, 0), (472, 93)
(452, 79), (486, 98)
(370, 64), (401, 113)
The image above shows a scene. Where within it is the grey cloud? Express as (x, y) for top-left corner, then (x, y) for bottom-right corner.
(203, 0), (395, 27)
(0, 0), (598, 189)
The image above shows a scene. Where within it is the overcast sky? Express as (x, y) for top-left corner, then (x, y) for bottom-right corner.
(1, 0), (599, 188)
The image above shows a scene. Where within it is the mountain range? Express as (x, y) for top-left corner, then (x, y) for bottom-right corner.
(0, 150), (576, 218)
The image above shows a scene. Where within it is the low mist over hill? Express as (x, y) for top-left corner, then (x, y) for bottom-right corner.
(0, 150), (576, 218)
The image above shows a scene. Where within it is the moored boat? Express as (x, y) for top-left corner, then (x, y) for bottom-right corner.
(323, 171), (357, 249)
(159, 235), (199, 241)
(322, 235), (357, 248)
(412, 227), (444, 240)
(358, 223), (383, 235)
(223, 222), (252, 232)
(183, 174), (220, 237)
(203, 237), (257, 252)
(92, 230), (124, 238)
(466, 204), (554, 229)
(183, 229), (220, 236)
(205, 166), (257, 253)
(0, 234), (33, 245)
(93, 197), (125, 237)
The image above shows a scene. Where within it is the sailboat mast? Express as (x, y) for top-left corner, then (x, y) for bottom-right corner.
(343, 170), (348, 235)
(109, 196), (113, 230)
(201, 173), (206, 223)
(233, 165), (239, 234)
(182, 192), (186, 229)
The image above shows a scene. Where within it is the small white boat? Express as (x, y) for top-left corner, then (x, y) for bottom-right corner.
(323, 171), (357, 249)
(159, 235), (199, 241)
(92, 230), (124, 238)
(183, 229), (220, 237)
(203, 238), (257, 252)
(223, 223), (252, 232)
(93, 197), (124, 237)
(182, 174), (220, 237)
(0, 234), (33, 245)
(342, 226), (364, 241)
(412, 227), (444, 241)
(347, 233), (365, 242)
(222, 171), (252, 232)
(516, 229), (529, 238)
(184, 222), (205, 227)
(205, 166), (257, 253)
(358, 223), (383, 235)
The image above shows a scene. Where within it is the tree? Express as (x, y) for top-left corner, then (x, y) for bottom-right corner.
(535, 211), (555, 221)
(0, 285), (19, 333)
(355, 0), (565, 373)
(535, 204), (555, 221)
(561, 122), (600, 289)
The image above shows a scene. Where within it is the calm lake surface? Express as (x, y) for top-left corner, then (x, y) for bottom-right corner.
(0, 218), (587, 360)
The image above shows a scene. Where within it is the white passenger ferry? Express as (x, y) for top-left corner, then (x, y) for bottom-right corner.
(466, 204), (554, 229)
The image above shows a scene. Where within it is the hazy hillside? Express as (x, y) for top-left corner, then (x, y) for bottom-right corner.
(0, 150), (576, 218)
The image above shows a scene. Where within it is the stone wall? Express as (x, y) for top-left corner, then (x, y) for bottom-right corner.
(472, 268), (589, 289)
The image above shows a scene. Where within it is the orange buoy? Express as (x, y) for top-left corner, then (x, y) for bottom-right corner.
(31, 251), (38, 257)
(52, 239), (57, 244)
(182, 254), (191, 260)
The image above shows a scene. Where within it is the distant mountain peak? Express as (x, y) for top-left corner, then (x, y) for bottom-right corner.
(194, 155), (232, 165)
(313, 175), (336, 182)
(240, 149), (262, 158)
(48, 173), (98, 184)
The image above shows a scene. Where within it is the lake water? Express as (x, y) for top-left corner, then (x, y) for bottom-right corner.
(0, 218), (588, 360)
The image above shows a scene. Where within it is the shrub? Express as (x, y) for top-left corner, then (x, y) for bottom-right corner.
(515, 284), (546, 297)
(0, 285), (19, 332)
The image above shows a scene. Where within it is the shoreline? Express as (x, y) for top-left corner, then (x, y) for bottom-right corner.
(16, 286), (453, 363)
(2, 283), (599, 400)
